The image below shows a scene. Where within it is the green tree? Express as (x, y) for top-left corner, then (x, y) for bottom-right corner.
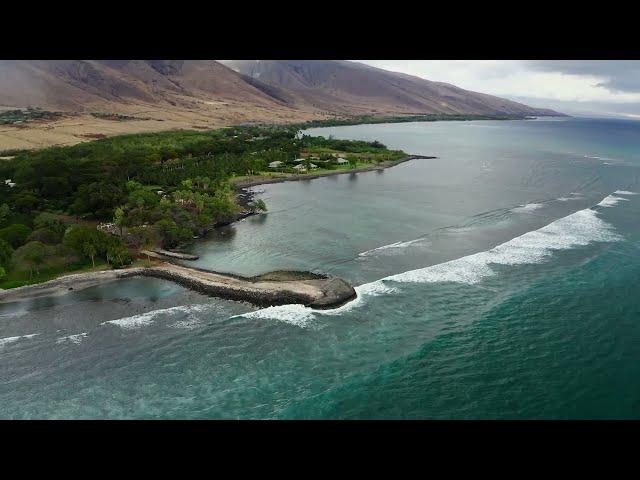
(0, 239), (13, 267)
(153, 219), (190, 249)
(250, 199), (267, 212)
(0, 266), (5, 280)
(12, 241), (47, 278)
(82, 242), (97, 268)
(27, 227), (63, 245)
(33, 213), (67, 236)
(63, 225), (108, 262)
(114, 206), (126, 236)
(0, 203), (10, 227)
(105, 241), (131, 268)
(0, 224), (32, 248)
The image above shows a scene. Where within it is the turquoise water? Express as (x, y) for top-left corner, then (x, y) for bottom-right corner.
(2, 117), (640, 419)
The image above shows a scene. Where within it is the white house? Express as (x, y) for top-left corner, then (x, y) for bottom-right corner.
(4, 179), (16, 188)
(294, 158), (306, 163)
(268, 161), (284, 168)
(336, 158), (349, 164)
(293, 164), (307, 171)
(308, 163), (318, 169)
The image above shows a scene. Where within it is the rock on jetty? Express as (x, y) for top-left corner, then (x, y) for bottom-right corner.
(138, 263), (356, 309)
(0, 263), (357, 310)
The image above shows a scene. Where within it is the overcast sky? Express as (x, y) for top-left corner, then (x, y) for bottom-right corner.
(357, 61), (640, 118)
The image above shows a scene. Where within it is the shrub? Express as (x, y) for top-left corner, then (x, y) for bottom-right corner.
(0, 239), (13, 267)
(11, 241), (47, 278)
(0, 224), (32, 248)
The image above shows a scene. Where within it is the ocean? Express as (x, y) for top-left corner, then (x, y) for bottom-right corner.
(1, 116), (640, 419)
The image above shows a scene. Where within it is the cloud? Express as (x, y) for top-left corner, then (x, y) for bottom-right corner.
(356, 60), (640, 118)
(525, 60), (640, 93)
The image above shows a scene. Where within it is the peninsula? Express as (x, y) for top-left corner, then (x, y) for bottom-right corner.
(0, 124), (422, 300)
(0, 262), (357, 309)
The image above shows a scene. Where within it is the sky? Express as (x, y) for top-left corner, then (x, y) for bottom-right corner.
(356, 61), (640, 118)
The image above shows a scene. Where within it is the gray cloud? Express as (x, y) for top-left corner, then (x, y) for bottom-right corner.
(526, 60), (640, 93)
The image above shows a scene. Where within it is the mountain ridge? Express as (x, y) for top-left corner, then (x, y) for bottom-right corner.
(0, 60), (563, 151)
(220, 60), (562, 117)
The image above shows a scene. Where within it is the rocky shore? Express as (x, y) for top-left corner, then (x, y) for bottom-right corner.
(0, 263), (357, 309)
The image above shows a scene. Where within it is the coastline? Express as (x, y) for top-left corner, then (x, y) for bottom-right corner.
(233, 155), (436, 189)
(0, 155), (434, 304)
(0, 262), (356, 309)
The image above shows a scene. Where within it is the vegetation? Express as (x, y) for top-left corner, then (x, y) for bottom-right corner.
(0, 108), (63, 125)
(0, 125), (406, 288)
(291, 113), (533, 129)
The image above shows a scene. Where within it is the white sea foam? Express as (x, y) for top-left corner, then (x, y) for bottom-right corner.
(358, 238), (425, 257)
(169, 317), (203, 330)
(614, 190), (637, 196)
(0, 333), (39, 348)
(597, 195), (629, 208)
(56, 333), (88, 345)
(238, 192), (623, 324)
(384, 205), (620, 286)
(511, 203), (544, 213)
(240, 303), (315, 327)
(102, 304), (211, 330)
(239, 280), (399, 326)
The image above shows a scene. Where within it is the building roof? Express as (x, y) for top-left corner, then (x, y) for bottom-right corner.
(336, 158), (349, 163)
(268, 161), (284, 167)
(293, 164), (307, 170)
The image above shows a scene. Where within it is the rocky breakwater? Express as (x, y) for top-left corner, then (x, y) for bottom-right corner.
(139, 263), (356, 309)
(0, 264), (357, 310)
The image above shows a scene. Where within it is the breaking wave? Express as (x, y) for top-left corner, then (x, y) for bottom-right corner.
(511, 203), (544, 213)
(0, 334), (39, 348)
(239, 192), (624, 325)
(359, 238), (426, 257)
(597, 195), (629, 208)
(56, 333), (88, 345)
(102, 304), (213, 330)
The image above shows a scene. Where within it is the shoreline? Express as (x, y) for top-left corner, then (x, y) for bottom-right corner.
(0, 263), (356, 309)
(0, 156), (433, 305)
(233, 155), (436, 189)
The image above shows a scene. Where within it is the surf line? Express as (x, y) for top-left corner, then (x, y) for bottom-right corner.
(241, 191), (628, 325)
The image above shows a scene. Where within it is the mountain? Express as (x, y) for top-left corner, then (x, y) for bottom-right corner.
(0, 59), (302, 113)
(220, 60), (562, 117)
(0, 60), (562, 150)
(0, 60), (316, 150)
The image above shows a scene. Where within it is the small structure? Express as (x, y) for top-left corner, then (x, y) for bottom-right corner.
(294, 158), (306, 163)
(97, 222), (119, 236)
(4, 179), (16, 188)
(336, 158), (349, 164)
(309, 163), (318, 169)
(293, 164), (307, 172)
(268, 161), (284, 168)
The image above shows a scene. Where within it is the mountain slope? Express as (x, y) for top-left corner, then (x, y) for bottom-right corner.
(220, 60), (562, 117)
(0, 60), (317, 150)
(0, 60), (298, 112)
(0, 60), (562, 151)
